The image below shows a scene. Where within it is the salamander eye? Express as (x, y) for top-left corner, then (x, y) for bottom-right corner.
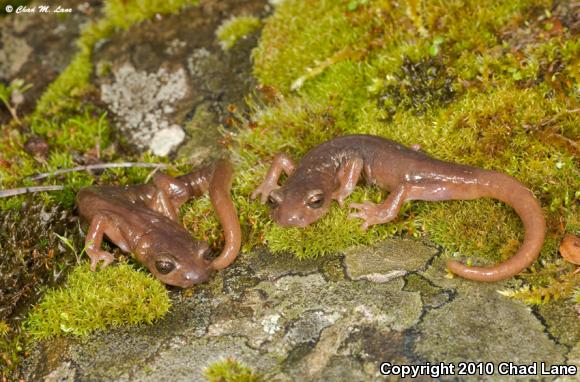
(306, 191), (324, 209)
(155, 260), (176, 275)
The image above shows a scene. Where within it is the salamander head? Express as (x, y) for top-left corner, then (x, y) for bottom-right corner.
(267, 182), (332, 227)
(137, 235), (213, 288)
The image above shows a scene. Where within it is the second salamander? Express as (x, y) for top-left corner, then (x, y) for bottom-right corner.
(252, 135), (546, 282)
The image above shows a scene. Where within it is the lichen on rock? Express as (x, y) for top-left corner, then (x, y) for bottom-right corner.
(100, 64), (189, 155)
(344, 238), (438, 283)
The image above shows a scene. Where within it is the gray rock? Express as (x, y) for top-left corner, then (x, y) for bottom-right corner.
(24, 254), (424, 381)
(150, 125), (186, 156)
(248, 247), (335, 280)
(414, 282), (566, 381)
(344, 239), (438, 282)
(555, 342), (580, 382)
(44, 361), (76, 382)
(126, 336), (279, 382)
(94, 0), (269, 156)
(23, 237), (580, 381)
(206, 273), (423, 380)
(100, 64), (189, 152)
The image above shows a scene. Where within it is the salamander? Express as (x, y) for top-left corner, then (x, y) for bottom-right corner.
(252, 135), (546, 282)
(76, 159), (241, 287)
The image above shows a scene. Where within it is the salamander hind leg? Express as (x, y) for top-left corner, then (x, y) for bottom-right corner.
(151, 173), (191, 221)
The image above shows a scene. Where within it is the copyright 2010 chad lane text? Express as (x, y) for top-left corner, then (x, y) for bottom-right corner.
(379, 361), (577, 378)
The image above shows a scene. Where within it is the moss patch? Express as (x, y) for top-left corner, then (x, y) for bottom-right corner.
(216, 15), (261, 51)
(204, 358), (262, 382)
(25, 263), (170, 339)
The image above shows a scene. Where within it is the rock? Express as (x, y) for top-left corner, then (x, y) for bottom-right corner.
(100, 65), (189, 152)
(175, 101), (222, 163)
(555, 342), (580, 382)
(149, 125), (186, 156)
(536, 300), (580, 349)
(207, 273), (423, 379)
(24, 255), (424, 381)
(22, 238), (580, 381)
(414, 283), (566, 381)
(414, 255), (571, 381)
(247, 247), (334, 281)
(23, 292), (214, 381)
(44, 362), (76, 382)
(127, 336), (279, 382)
(344, 239), (438, 283)
(94, 0), (269, 156)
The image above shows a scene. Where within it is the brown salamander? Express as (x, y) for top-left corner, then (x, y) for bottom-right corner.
(252, 135), (546, 282)
(77, 159), (241, 287)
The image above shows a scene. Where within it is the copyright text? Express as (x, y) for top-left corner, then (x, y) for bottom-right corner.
(379, 362), (577, 378)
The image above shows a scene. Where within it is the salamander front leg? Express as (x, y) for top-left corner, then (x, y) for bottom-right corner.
(252, 153), (296, 204)
(85, 214), (129, 271)
(332, 157), (363, 208)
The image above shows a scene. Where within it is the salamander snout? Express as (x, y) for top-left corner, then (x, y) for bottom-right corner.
(183, 269), (211, 284)
(273, 209), (310, 227)
(270, 188), (331, 227)
(162, 262), (213, 288)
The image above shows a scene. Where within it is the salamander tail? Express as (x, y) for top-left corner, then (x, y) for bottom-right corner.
(447, 171), (546, 282)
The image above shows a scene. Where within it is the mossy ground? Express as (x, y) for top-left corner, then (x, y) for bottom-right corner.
(185, 0), (578, 302)
(1, 0), (201, 209)
(25, 263), (170, 339)
(0, 0), (198, 378)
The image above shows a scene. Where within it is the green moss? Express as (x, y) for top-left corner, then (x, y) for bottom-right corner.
(216, 15), (261, 51)
(25, 263), (170, 339)
(0, 329), (25, 380)
(204, 358), (262, 382)
(34, 54), (94, 116)
(31, 110), (110, 154)
(498, 266), (579, 305)
(252, 0), (377, 92)
(103, 0), (198, 30)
